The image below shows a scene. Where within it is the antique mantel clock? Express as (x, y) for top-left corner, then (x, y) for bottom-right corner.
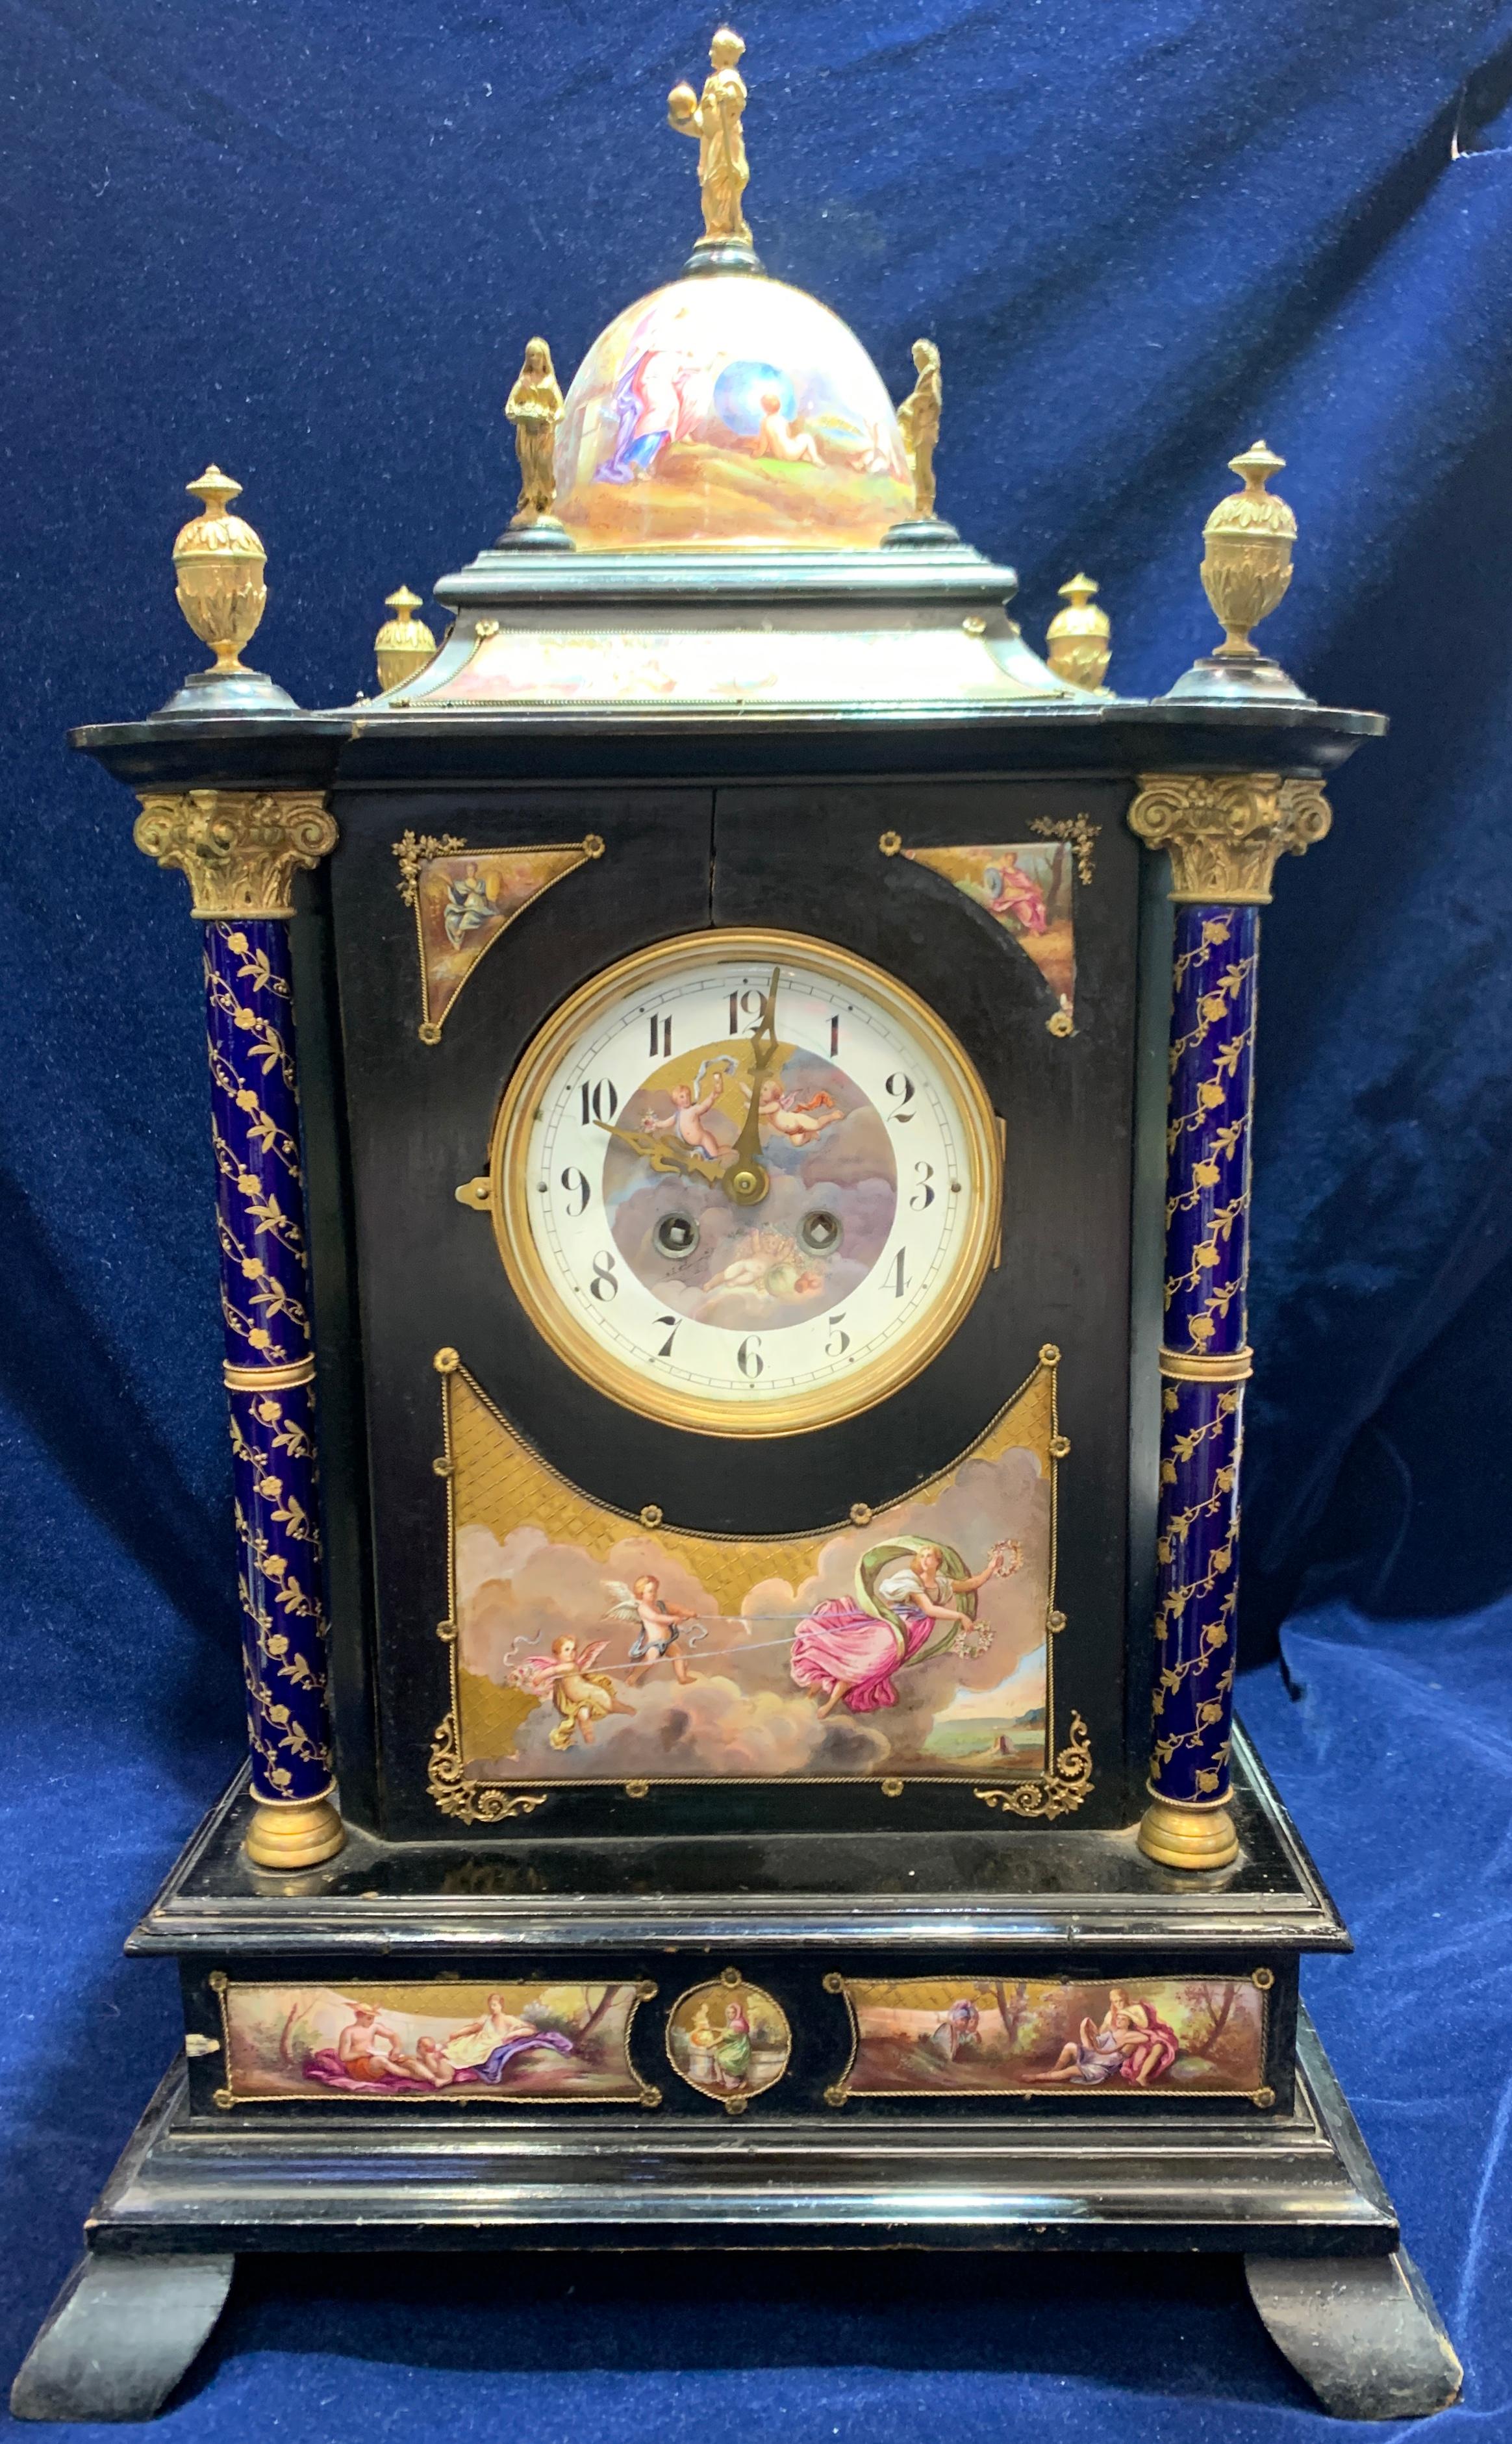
(15, 31), (1461, 2425)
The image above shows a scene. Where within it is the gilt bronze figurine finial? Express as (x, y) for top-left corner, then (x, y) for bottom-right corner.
(896, 340), (943, 522)
(374, 585), (437, 694)
(504, 338), (565, 529)
(1046, 573), (1112, 693)
(668, 25), (759, 271)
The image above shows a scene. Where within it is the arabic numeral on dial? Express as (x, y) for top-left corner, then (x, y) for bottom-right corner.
(649, 1014), (672, 1058)
(654, 1313), (679, 1359)
(886, 1070), (915, 1122)
(825, 1311), (850, 1357)
(558, 1166), (590, 1217)
(729, 987), (766, 1034)
(829, 1014), (840, 1057)
(579, 1078), (618, 1126)
(892, 1248), (908, 1297)
(737, 1333), (764, 1381)
(911, 1160), (935, 1211)
(590, 1250), (618, 1302)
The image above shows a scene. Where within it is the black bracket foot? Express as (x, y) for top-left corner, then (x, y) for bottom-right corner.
(10, 2251), (235, 2423)
(1246, 2248), (1463, 2419)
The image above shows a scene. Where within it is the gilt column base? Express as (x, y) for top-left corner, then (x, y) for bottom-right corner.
(244, 1793), (346, 1870)
(1137, 1790), (1240, 1871)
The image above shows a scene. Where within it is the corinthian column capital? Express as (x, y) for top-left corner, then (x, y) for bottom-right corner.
(134, 788), (337, 920)
(1129, 771), (1330, 904)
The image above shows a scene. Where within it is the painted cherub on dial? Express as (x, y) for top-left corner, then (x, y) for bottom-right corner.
(641, 1054), (738, 1162)
(757, 1078), (844, 1150)
(702, 1226), (823, 1302)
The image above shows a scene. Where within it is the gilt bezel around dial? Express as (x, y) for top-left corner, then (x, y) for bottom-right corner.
(486, 929), (1003, 1437)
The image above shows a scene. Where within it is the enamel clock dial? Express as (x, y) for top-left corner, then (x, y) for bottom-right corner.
(490, 928), (1002, 1435)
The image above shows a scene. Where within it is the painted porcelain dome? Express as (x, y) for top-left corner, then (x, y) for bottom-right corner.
(553, 271), (915, 551)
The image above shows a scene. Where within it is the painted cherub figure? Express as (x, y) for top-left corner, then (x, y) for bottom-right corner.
(607, 1573), (699, 1688)
(505, 336), (564, 525)
(757, 1077), (843, 1148)
(643, 1078), (727, 1161)
(510, 1634), (635, 1750)
(702, 1226), (822, 1302)
(755, 387), (822, 467)
(668, 26), (751, 246)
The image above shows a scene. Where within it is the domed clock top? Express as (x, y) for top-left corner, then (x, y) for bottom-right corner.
(553, 274), (915, 553)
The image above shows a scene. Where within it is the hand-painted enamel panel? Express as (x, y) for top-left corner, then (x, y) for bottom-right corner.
(666, 1976), (791, 2111)
(830, 1974), (1268, 2100)
(433, 1351), (1081, 1807)
(413, 623), (1059, 711)
(552, 275), (913, 551)
(392, 833), (603, 1041)
(214, 1979), (653, 2104)
(900, 841), (1079, 1029)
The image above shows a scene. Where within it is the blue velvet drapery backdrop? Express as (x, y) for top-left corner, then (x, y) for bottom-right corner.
(3, 1), (1511, 2434)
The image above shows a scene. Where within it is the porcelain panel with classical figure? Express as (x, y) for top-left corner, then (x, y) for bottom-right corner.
(831, 1974), (1268, 2099)
(216, 1980), (652, 2104)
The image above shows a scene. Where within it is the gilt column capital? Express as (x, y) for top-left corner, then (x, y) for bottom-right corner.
(134, 788), (337, 920)
(1129, 771), (1330, 904)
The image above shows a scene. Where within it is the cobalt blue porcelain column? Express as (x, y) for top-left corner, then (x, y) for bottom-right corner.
(1128, 773), (1331, 1869)
(134, 788), (344, 1869)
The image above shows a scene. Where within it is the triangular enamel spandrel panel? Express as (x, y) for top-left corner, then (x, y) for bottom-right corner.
(900, 839), (1085, 1033)
(393, 834), (603, 1041)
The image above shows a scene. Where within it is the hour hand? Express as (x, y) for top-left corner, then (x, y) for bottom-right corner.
(593, 1118), (709, 1183)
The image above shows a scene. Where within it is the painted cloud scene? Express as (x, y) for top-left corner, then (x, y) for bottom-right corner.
(451, 1370), (1055, 1787)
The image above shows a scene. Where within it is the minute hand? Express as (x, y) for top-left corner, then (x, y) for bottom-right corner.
(720, 968), (780, 1205)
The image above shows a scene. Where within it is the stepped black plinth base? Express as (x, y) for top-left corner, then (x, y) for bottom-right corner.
(11, 1727), (1461, 2420)
(10, 2017), (1459, 2421)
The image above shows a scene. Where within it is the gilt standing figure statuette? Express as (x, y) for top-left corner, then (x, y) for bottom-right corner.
(897, 339), (943, 521)
(668, 25), (751, 249)
(505, 337), (564, 527)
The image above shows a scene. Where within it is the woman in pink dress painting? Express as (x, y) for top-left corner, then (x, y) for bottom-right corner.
(790, 1535), (1016, 1719)
(985, 852), (1049, 935)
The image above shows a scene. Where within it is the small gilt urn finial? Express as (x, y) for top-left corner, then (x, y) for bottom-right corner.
(669, 25), (760, 273)
(374, 585), (437, 694)
(173, 466), (266, 676)
(1200, 441), (1296, 661)
(159, 465), (296, 716)
(1046, 574), (1112, 693)
(1166, 440), (1310, 703)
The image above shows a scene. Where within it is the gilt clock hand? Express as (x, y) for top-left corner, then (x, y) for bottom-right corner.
(721, 966), (781, 1207)
(593, 1118), (711, 1184)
